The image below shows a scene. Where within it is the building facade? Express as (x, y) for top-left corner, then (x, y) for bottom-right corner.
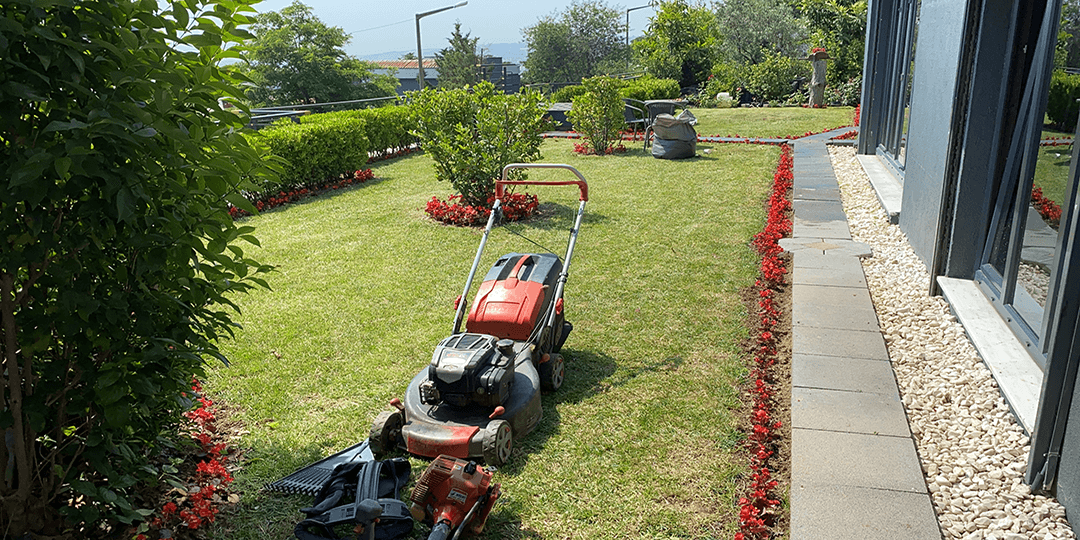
(859, 0), (1080, 519)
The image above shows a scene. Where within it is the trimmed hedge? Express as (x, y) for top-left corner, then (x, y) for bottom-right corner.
(300, 105), (417, 159)
(1048, 70), (1080, 130)
(551, 84), (589, 103)
(252, 116), (370, 194)
(619, 76), (681, 101)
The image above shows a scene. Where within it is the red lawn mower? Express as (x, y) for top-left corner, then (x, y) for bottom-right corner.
(369, 164), (589, 467)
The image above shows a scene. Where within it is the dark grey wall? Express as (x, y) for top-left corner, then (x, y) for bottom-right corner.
(899, 0), (971, 272)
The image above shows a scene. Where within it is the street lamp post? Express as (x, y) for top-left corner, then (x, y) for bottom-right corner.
(625, 2), (652, 48)
(415, 1), (468, 90)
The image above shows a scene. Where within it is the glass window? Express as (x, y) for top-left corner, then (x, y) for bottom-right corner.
(877, 0), (921, 174)
(975, 7), (1073, 369)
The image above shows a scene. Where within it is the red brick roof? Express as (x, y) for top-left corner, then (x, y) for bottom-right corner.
(369, 59), (438, 69)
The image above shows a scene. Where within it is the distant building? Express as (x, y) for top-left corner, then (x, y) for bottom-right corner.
(370, 59), (439, 94)
(478, 56), (521, 94)
(370, 57), (521, 94)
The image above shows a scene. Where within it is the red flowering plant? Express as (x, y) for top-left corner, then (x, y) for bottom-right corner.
(426, 191), (540, 227)
(134, 379), (238, 539)
(229, 168), (376, 219)
(736, 144), (793, 540)
(1031, 186), (1063, 227)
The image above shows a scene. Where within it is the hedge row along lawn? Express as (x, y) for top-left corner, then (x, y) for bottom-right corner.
(205, 108), (849, 539)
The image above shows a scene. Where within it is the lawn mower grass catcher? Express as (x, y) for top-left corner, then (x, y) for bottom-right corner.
(370, 164), (589, 467)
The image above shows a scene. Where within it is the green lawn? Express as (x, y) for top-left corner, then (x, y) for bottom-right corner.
(206, 108), (850, 539)
(690, 106), (854, 138)
(1034, 121), (1074, 206)
(1034, 144), (1071, 207)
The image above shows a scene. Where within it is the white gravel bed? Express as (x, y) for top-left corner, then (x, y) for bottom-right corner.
(827, 146), (1076, 540)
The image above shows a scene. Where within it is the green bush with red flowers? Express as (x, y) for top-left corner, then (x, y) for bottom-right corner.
(408, 81), (548, 207)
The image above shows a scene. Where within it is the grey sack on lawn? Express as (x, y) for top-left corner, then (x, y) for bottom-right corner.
(651, 110), (698, 160)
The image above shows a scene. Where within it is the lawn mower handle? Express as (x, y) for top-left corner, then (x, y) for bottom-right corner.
(452, 164), (589, 337)
(497, 163), (589, 202)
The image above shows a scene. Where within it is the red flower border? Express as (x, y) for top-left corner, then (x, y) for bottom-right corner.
(736, 144), (793, 540)
(1032, 186), (1062, 227)
(425, 192), (540, 227)
(229, 168), (375, 219)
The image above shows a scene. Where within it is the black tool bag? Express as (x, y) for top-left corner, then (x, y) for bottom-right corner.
(294, 457), (413, 540)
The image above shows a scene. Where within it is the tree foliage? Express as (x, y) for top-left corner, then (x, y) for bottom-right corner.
(797, 0), (866, 83)
(241, 0), (397, 105)
(0, 0), (276, 534)
(1061, 1), (1080, 69)
(435, 22), (480, 89)
(522, 0), (629, 84)
(716, 0), (806, 65)
(634, 0), (721, 88)
(409, 82), (547, 206)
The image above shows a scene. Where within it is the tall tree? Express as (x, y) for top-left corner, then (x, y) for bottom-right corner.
(634, 0), (721, 88)
(241, 1), (397, 105)
(716, 0), (806, 65)
(435, 22), (480, 89)
(797, 0), (866, 82)
(522, 0), (629, 84)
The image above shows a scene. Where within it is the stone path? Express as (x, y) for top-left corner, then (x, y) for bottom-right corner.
(780, 133), (943, 539)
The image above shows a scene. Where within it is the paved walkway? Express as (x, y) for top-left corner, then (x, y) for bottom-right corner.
(779, 132), (943, 539)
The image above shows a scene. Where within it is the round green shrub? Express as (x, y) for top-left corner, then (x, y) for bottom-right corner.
(1047, 70), (1080, 130)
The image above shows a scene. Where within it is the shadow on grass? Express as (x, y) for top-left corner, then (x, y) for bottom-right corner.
(502, 201), (608, 234)
(506, 348), (684, 473)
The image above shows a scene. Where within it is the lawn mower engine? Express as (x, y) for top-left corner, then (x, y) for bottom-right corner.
(410, 455), (500, 540)
(420, 334), (515, 408)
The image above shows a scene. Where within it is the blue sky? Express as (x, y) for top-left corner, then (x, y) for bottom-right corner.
(251, 0), (658, 60)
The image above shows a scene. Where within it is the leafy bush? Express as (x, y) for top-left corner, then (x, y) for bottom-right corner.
(741, 53), (809, 103)
(551, 84), (589, 103)
(1047, 70), (1080, 130)
(409, 81), (548, 206)
(826, 75), (862, 106)
(619, 76), (681, 101)
(0, 0), (275, 534)
(568, 76), (626, 155)
(698, 68), (741, 107)
(254, 117), (371, 194)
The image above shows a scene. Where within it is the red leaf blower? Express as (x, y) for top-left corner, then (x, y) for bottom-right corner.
(409, 455), (500, 540)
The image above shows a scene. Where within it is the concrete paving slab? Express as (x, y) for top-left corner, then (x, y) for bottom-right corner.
(793, 353), (897, 393)
(792, 387), (910, 436)
(794, 283), (875, 309)
(792, 326), (890, 360)
(790, 484), (942, 540)
(793, 218), (851, 239)
(794, 186), (842, 201)
(792, 300), (880, 331)
(856, 154), (902, 224)
(792, 428), (927, 492)
(938, 277), (1040, 433)
(779, 238), (872, 259)
(794, 174), (842, 190)
(791, 263), (867, 288)
(795, 200), (847, 222)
